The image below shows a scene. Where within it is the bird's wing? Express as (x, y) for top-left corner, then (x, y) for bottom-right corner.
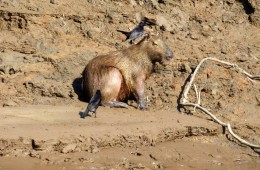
(127, 29), (144, 41)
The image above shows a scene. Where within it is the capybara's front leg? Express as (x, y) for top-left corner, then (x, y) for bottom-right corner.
(133, 77), (145, 110)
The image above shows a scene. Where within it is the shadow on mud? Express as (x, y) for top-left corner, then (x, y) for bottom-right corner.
(72, 77), (88, 102)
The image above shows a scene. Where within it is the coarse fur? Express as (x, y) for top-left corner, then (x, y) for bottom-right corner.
(82, 35), (173, 109)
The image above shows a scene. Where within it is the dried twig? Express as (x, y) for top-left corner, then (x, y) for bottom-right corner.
(227, 123), (260, 148)
(193, 84), (198, 103)
(181, 57), (260, 149)
(183, 103), (227, 126)
(183, 57), (260, 103)
(193, 84), (200, 112)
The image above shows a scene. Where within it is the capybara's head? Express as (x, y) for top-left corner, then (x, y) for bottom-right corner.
(141, 35), (174, 65)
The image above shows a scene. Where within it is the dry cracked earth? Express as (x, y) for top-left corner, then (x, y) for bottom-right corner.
(0, 0), (260, 169)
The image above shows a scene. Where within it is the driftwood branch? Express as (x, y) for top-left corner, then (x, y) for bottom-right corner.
(227, 123), (260, 148)
(183, 57), (260, 104)
(181, 57), (260, 149)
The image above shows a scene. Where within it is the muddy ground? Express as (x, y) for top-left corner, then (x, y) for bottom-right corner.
(0, 0), (260, 169)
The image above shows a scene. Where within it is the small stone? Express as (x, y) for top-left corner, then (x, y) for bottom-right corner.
(79, 157), (94, 163)
(135, 12), (143, 23)
(152, 161), (165, 169)
(151, 0), (159, 8)
(37, 57), (45, 62)
(88, 145), (99, 153)
(22, 138), (33, 145)
(62, 144), (77, 153)
(156, 15), (173, 32)
(3, 100), (18, 107)
(211, 88), (218, 95)
(130, 0), (137, 7)
(189, 32), (199, 40)
(50, 0), (58, 4)
(29, 150), (41, 159)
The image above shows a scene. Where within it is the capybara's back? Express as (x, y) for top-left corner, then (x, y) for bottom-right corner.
(82, 35), (173, 109)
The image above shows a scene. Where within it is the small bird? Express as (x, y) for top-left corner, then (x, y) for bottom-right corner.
(117, 17), (156, 43)
(81, 90), (101, 118)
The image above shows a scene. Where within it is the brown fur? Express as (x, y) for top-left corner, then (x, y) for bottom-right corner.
(82, 35), (173, 109)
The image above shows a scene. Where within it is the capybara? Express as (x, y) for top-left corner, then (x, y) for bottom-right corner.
(82, 35), (173, 109)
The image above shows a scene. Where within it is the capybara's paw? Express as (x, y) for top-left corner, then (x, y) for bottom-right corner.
(137, 102), (145, 110)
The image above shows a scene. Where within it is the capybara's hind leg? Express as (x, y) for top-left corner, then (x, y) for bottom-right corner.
(105, 101), (129, 108)
(100, 67), (129, 105)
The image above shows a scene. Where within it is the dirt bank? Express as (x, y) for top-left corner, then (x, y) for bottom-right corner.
(0, 0), (259, 169)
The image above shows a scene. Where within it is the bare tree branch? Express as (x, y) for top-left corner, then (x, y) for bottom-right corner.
(183, 103), (227, 126)
(183, 57), (260, 104)
(227, 123), (260, 148)
(181, 57), (260, 149)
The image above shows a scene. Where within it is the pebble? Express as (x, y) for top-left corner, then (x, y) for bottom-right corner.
(62, 144), (77, 154)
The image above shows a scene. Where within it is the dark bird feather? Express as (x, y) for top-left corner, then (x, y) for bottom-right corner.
(117, 17), (156, 43)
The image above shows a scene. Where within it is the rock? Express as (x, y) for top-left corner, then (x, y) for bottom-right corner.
(62, 144), (77, 153)
(130, 0), (137, 7)
(221, 43), (228, 54)
(3, 100), (18, 107)
(225, 0), (235, 4)
(89, 145), (99, 153)
(201, 24), (211, 37)
(29, 150), (41, 159)
(53, 86), (66, 98)
(8, 65), (22, 75)
(151, 0), (159, 9)
(50, 0), (58, 4)
(21, 138), (33, 145)
(46, 86), (67, 98)
(189, 31), (199, 40)
(135, 12), (143, 23)
(152, 161), (165, 169)
(79, 157), (94, 163)
(156, 15), (173, 32)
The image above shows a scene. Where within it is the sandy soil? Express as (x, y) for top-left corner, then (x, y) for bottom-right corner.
(0, 0), (260, 169)
(0, 105), (259, 169)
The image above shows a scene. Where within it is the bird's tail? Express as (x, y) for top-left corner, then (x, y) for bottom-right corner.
(117, 30), (130, 37)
